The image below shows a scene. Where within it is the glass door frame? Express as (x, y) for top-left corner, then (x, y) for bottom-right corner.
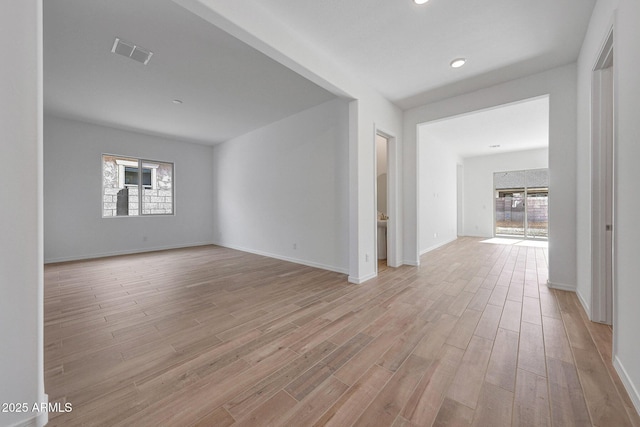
(493, 169), (549, 240)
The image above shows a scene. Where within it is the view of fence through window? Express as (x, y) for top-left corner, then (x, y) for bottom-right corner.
(102, 155), (174, 217)
(494, 169), (548, 239)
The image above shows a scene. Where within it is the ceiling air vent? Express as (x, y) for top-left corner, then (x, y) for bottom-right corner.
(111, 37), (153, 65)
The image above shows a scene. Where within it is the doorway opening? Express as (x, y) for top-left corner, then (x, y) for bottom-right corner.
(591, 28), (614, 325)
(494, 169), (549, 240)
(375, 133), (389, 272)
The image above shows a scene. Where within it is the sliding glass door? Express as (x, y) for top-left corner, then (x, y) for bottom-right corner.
(494, 169), (548, 239)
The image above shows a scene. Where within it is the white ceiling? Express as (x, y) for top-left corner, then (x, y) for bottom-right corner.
(43, 0), (336, 145)
(252, 0), (596, 109)
(44, 0), (596, 146)
(421, 96), (549, 158)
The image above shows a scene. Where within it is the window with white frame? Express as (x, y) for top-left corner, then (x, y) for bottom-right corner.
(102, 154), (174, 217)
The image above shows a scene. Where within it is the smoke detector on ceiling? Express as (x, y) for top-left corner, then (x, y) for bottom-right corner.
(111, 37), (153, 65)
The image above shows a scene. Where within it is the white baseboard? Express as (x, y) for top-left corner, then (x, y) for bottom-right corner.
(546, 280), (576, 292)
(8, 393), (48, 427)
(614, 355), (640, 416)
(214, 242), (349, 275)
(576, 289), (592, 319)
(9, 415), (38, 427)
(420, 237), (458, 256)
(37, 392), (48, 427)
(348, 271), (377, 284)
(44, 242), (215, 264)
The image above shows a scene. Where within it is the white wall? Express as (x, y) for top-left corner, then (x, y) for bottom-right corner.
(575, 0), (616, 317)
(463, 148), (549, 237)
(212, 99), (350, 273)
(418, 127), (460, 253)
(353, 96), (404, 280)
(404, 64), (577, 289)
(44, 115), (214, 262)
(576, 0), (640, 413)
(174, 0), (404, 284)
(0, 2), (46, 426)
(457, 164), (464, 235)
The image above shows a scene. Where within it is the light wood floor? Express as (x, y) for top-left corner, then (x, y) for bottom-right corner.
(44, 237), (640, 426)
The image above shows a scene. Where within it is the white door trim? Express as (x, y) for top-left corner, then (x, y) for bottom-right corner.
(373, 128), (399, 270)
(590, 25), (615, 325)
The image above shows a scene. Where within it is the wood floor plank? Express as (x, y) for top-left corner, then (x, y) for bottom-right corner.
(401, 344), (464, 426)
(523, 282), (540, 299)
(42, 239), (639, 427)
(480, 274), (499, 291)
(412, 313), (458, 361)
(513, 368), (550, 427)
(463, 276), (484, 293)
(232, 389), (297, 427)
(192, 407), (236, 427)
(559, 310), (597, 354)
(314, 364), (392, 427)
(468, 288), (492, 311)
(122, 347), (298, 426)
(328, 305), (387, 346)
(447, 335), (493, 409)
(334, 329), (397, 386)
(224, 340), (337, 418)
(289, 313), (355, 354)
(433, 397), (474, 427)
(541, 315), (573, 363)
(485, 328), (519, 392)
(507, 282), (524, 303)
(572, 347), (631, 427)
(546, 357), (592, 427)
(578, 313), (640, 427)
(279, 376), (349, 427)
(521, 296), (542, 325)
(488, 285), (509, 308)
(445, 308), (483, 349)
(193, 323), (298, 380)
(474, 304), (503, 340)
(377, 316), (430, 372)
(518, 321), (547, 377)
(353, 354), (432, 427)
(471, 382), (514, 427)
(285, 333), (372, 401)
(539, 292), (561, 319)
(500, 299), (523, 333)
(447, 290), (475, 317)
(391, 415), (414, 427)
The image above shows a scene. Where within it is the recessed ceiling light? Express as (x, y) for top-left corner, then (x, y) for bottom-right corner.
(450, 58), (467, 68)
(172, 99), (183, 105)
(414, 0), (429, 4)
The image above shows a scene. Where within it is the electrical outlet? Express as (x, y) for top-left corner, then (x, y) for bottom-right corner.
(365, 254), (369, 262)
(293, 243), (297, 250)
(143, 236), (148, 242)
